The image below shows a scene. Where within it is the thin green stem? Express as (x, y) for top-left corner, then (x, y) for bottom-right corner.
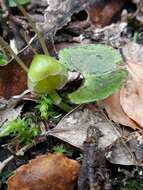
(49, 91), (71, 112)
(58, 101), (71, 112)
(14, 0), (49, 56)
(0, 36), (28, 72)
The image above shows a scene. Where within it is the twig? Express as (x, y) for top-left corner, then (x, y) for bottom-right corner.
(13, 0), (49, 55)
(0, 36), (28, 72)
(0, 155), (14, 173)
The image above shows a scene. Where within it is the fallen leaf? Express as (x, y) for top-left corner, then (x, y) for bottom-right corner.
(99, 42), (143, 130)
(48, 105), (121, 149)
(92, 22), (127, 47)
(120, 42), (143, 128)
(37, 0), (103, 35)
(8, 153), (80, 190)
(98, 91), (139, 129)
(88, 0), (127, 27)
(0, 48), (33, 98)
(0, 97), (23, 126)
(120, 77), (143, 127)
(106, 132), (143, 166)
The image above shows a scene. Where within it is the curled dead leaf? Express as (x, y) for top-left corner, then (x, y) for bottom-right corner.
(88, 0), (127, 27)
(120, 42), (143, 128)
(8, 153), (80, 190)
(0, 97), (24, 126)
(106, 132), (143, 166)
(120, 77), (143, 127)
(98, 92), (139, 129)
(99, 42), (143, 130)
(48, 105), (120, 149)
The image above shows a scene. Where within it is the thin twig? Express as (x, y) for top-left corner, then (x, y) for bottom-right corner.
(13, 0), (49, 55)
(0, 155), (14, 173)
(0, 36), (28, 72)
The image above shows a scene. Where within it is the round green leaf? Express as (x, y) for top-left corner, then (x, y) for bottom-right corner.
(68, 69), (128, 104)
(59, 44), (123, 75)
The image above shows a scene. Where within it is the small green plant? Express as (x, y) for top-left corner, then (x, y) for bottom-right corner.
(0, 117), (40, 145)
(36, 94), (54, 119)
(52, 144), (67, 154)
(52, 144), (73, 156)
(115, 179), (143, 190)
(9, 0), (30, 7)
(0, 53), (7, 65)
(0, 0), (128, 111)
(59, 45), (128, 104)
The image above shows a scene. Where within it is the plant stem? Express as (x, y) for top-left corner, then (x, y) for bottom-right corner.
(14, 0), (49, 56)
(49, 91), (71, 112)
(0, 36), (28, 72)
(58, 101), (71, 112)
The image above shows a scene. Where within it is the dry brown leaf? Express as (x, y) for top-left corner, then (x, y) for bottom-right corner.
(120, 42), (143, 128)
(92, 22), (127, 47)
(0, 49), (33, 98)
(99, 42), (143, 130)
(88, 0), (127, 27)
(0, 97), (24, 126)
(106, 132), (143, 166)
(98, 92), (139, 129)
(120, 77), (143, 127)
(37, 0), (102, 34)
(48, 105), (120, 149)
(8, 153), (80, 190)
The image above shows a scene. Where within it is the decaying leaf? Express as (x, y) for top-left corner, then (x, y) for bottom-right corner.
(0, 49), (33, 98)
(98, 92), (140, 129)
(0, 97), (23, 126)
(129, 0), (143, 23)
(88, 0), (127, 27)
(99, 42), (143, 130)
(120, 42), (143, 128)
(8, 153), (80, 190)
(120, 77), (143, 127)
(106, 132), (143, 166)
(92, 22), (127, 47)
(48, 105), (121, 149)
(38, 0), (103, 35)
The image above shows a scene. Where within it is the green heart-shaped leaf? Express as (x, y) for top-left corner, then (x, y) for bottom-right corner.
(59, 44), (122, 75)
(69, 70), (128, 104)
(59, 44), (128, 104)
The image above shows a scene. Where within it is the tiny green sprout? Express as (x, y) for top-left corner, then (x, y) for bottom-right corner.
(0, 117), (40, 145)
(0, 53), (7, 65)
(52, 144), (67, 154)
(36, 94), (53, 120)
